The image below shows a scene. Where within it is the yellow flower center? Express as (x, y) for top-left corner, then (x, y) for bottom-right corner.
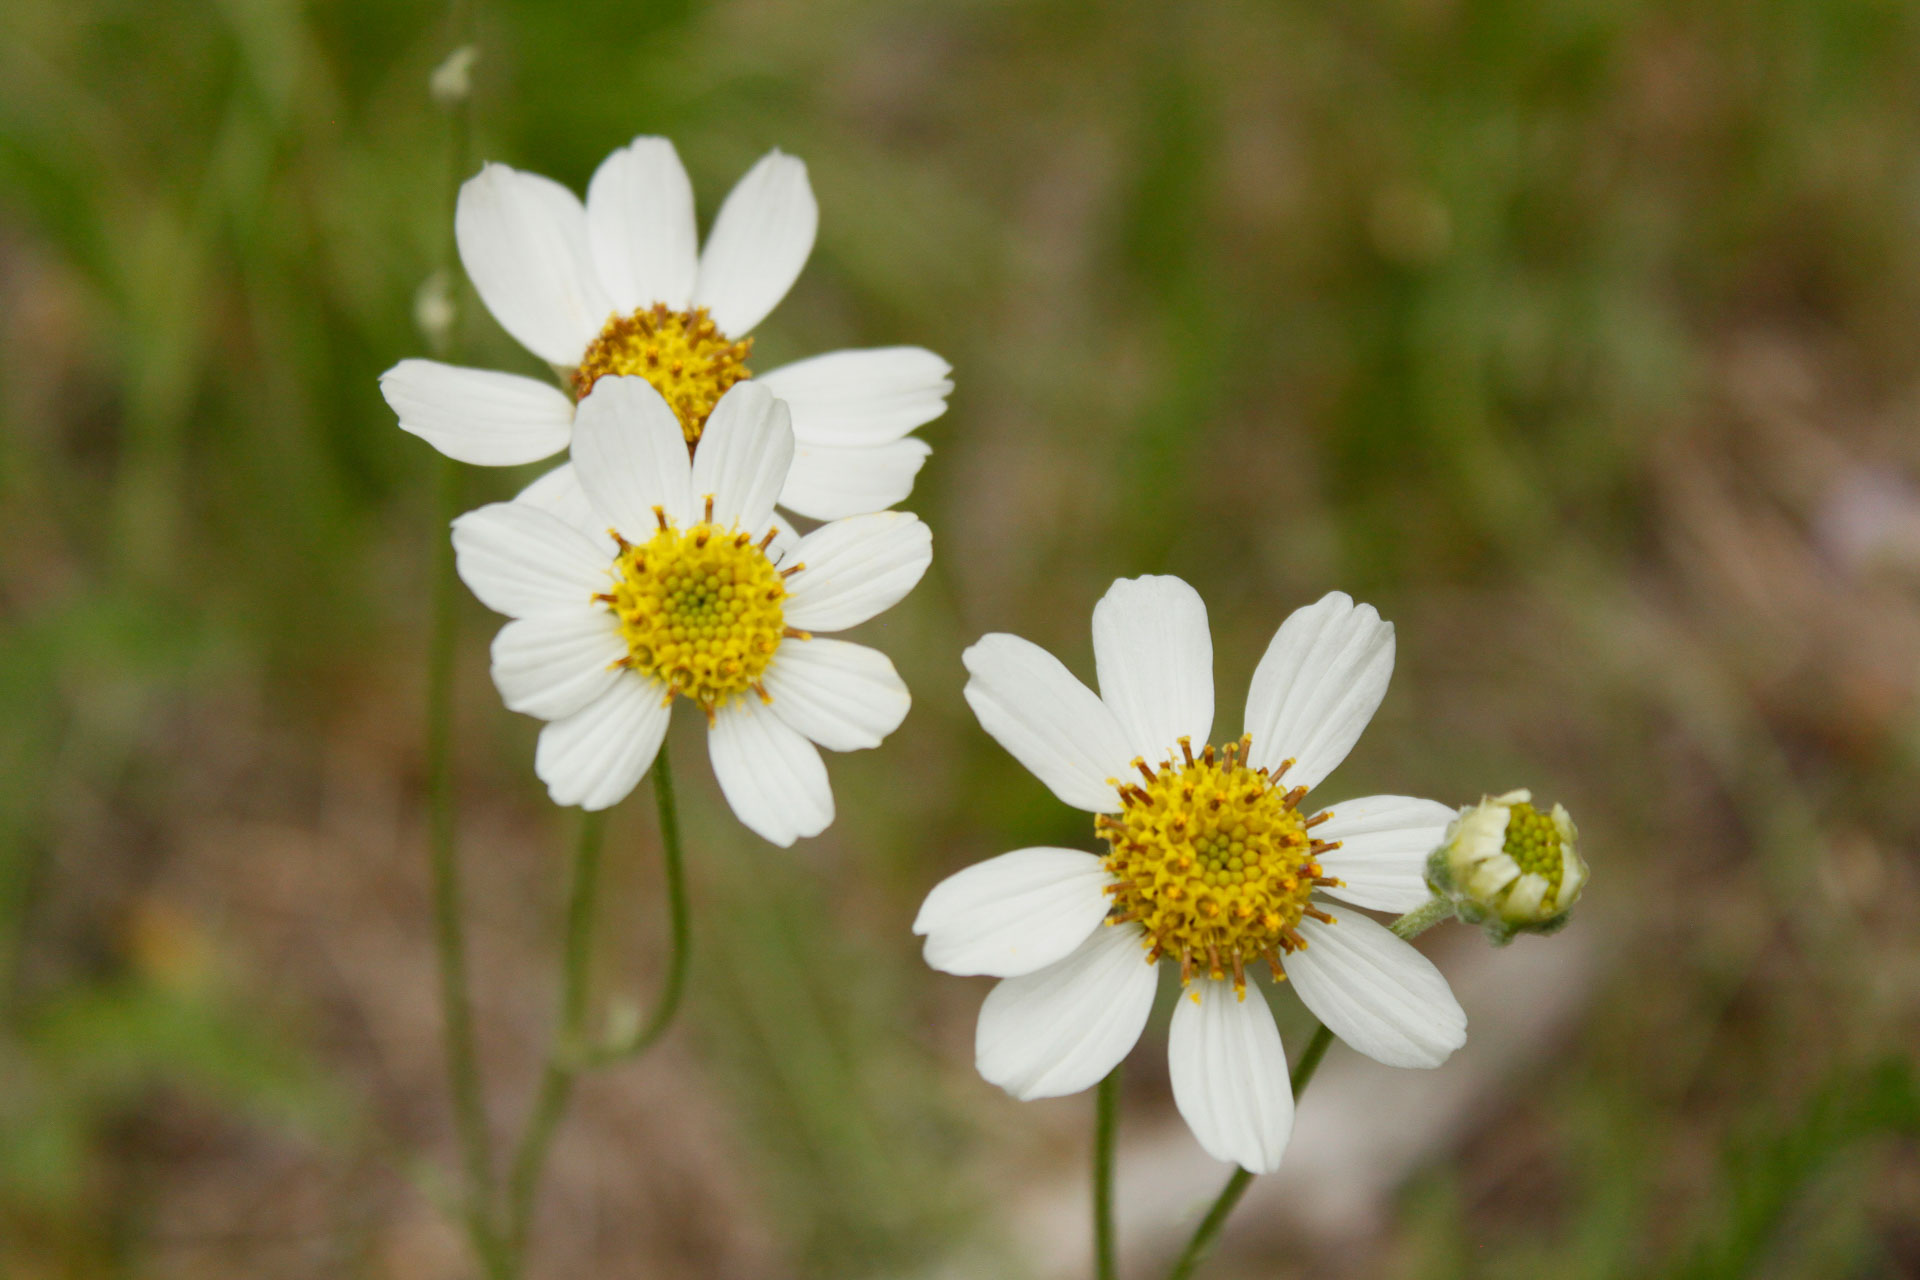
(598, 505), (798, 717)
(1097, 736), (1340, 995)
(1502, 801), (1564, 902)
(573, 304), (754, 443)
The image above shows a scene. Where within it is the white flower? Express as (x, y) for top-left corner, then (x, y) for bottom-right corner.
(381, 137), (952, 521)
(914, 577), (1468, 1173)
(452, 376), (931, 845)
(1428, 789), (1586, 943)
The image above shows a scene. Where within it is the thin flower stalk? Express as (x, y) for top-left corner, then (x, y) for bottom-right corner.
(581, 748), (690, 1067)
(1094, 1066), (1121, 1280)
(1164, 902), (1451, 1279)
(427, 451), (503, 1272)
(418, 20), (502, 1270)
(504, 807), (607, 1265)
(499, 745), (696, 1273)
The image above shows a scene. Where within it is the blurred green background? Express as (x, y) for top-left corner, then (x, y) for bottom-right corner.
(5, 0), (1920, 1275)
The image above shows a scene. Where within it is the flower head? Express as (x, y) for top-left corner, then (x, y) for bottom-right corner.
(914, 578), (1468, 1173)
(382, 137), (952, 521)
(1427, 789), (1586, 944)
(451, 376), (931, 845)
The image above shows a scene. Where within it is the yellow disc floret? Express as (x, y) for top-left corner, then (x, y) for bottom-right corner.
(1097, 735), (1341, 996)
(1501, 801), (1565, 904)
(573, 304), (754, 443)
(599, 507), (793, 718)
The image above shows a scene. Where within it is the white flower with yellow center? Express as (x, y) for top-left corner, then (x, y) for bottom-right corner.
(452, 376), (931, 845)
(914, 578), (1468, 1173)
(382, 137), (951, 521)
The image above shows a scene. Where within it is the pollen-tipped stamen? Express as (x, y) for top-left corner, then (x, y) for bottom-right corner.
(1100, 737), (1328, 991)
(602, 514), (788, 714)
(573, 304), (755, 444)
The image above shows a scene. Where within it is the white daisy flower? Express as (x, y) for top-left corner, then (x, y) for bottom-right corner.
(381, 137), (952, 521)
(913, 577), (1468, 1173)
(452, 376), (931, 846)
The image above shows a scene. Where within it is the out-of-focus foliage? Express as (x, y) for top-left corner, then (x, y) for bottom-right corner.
(4, 0), (1920, 1275)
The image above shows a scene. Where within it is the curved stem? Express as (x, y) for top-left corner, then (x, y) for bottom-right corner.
(500, 744), (693, 1266)
(1165, 899), (1452, 1278)
(418, 3), (500, 1270)
(583, 747), (691, 1065)
(1094, 1066), (1121, 1280)
(503, 807), (607, 1263)
(1165, 1168), (1252, 1280)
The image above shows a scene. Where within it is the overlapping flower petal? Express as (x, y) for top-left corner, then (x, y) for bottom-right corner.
(381, 139), (949, 522)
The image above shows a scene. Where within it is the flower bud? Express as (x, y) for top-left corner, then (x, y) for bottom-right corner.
(1426, 789), (1586, 945)
(414, 269), (458, 354)
(429, 46), (478, 108)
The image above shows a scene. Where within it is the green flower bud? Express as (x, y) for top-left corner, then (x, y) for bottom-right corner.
(1426, 789), (1586, 945)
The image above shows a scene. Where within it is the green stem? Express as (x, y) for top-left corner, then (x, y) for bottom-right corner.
(503, 807), (608, 1264)
(1165, 899), (1453, 1278)
(1287, 1023), (1335, 1095)
(1164, 1168), (1252, 1280)
(501, 745), (694, 1266)
(418, 3), (501, 1271)
(1390, 895), (1455, 940)
(1094, 1066), (1121, 1280)
(424, 452), (502, 1269)
(582, 747), (691, 1065)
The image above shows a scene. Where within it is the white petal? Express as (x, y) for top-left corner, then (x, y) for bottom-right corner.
(762, 638), (909, 752)
(689, 382), (793, 532)
(585, 136), (698, 312)
(451, 501), (611, 619)
(534, 676), (671, 811)
(692, 150), (817, 336)
(913, 848), (1112, 978)
(778, 437), (931, 521)
(708, 695), (834, 847)
(1465, 851), (1523, 902)
(1555, 841), (1589, 907)
(569, 376), (695, 538)
(1503, 873), (1551, 919)
(961, 634), (1133, 813)
(975, 923), (1157, 1101)
(490, 608), (626, 721)
(759, 346), (953, 447)
(1242, 592), (1395, 792)
(1091, 575), (1214, 765)
(519, 462), (761, 558)
(379, 359), (575, 466)
(1168, 978), (1294, 1173)
(781, 512), (931, 632)
(1311, 795), (1457, 912)
(1286, 908), (1467, 1069)
(455, 163), (610, 365)
(515, 462), (608, 544)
